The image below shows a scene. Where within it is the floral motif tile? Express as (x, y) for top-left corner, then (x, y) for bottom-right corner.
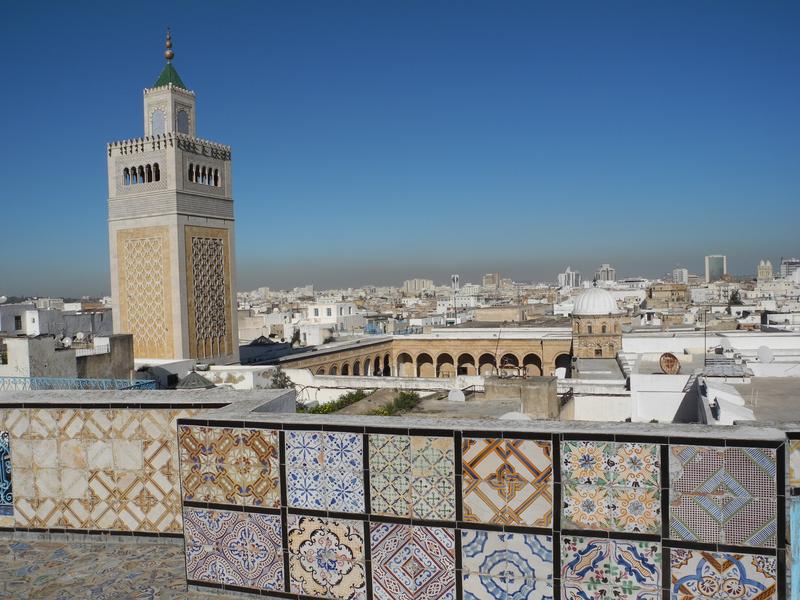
(669, 549), (777, 600)
(0, 431), (12, 516)
(562, 536), (660, 599)
(286, 430), (364, 512)
(288, 514), (366, 599)
(668, 445), (777, 547)
(183, 506), (283, 592)
(180, 426), (281, 508)
(562, 441), (661, 534)
(369, 434), (412, 517)
(462, 438), (553, 527)
(371, 522), (455, 600)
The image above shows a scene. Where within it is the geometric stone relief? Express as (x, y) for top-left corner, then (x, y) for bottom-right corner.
(117, 226), (173, 359)
(186, 227), (231, 360)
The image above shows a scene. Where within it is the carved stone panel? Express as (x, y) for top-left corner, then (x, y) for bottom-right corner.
(185, 226), (233, 360)
(116, 226), (174, 359)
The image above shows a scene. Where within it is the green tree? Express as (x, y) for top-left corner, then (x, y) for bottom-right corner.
(271, 367), (293, 389)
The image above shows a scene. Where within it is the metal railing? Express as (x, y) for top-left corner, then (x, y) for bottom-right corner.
(74, 345), (111, 357)
(0, 376), (156, 391)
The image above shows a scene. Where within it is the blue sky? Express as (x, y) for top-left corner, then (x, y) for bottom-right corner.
(1, 1), (798, 296)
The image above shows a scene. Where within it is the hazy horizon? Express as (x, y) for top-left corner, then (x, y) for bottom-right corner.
(1, 1), (798, 297)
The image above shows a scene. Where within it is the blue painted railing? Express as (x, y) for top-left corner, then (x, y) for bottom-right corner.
(0, 376), (157, 391)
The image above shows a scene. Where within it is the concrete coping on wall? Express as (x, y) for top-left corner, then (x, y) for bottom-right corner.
(0, 388), (295, 409)
(199, 399), (789, 441)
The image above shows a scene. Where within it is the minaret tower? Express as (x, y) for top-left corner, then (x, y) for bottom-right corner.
(107, 31), (239, 364)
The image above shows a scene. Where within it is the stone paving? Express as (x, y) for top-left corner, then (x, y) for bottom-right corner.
(0, 538), (221, 600)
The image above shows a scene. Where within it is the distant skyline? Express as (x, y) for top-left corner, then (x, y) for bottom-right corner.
(1, 1), (798, 296)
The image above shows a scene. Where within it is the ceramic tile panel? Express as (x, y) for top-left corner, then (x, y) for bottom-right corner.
(461, 529), (552, 599)
(371, 522), (456, 600)
(0, 431), (12, 517)
(462, 438), (553, 527)
(410, 435), (455, 521)
(369, 434), (412, 517)
(286, 430), (364, 512)
(668, 445), (778, 547)
(288, 514), (366, 600)
(669, 548), (777, 599)
(184, 506), (284, 592)
(562, 441), (661, 534)
(3, 408), (197, 533)
(180, 425), (281, 508)
(561, 535), (661, 600)
(789, 439), (800, 488)
(368, 433), (455, 520)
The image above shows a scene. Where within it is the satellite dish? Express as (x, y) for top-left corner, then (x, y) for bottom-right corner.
(757, 345), (774, 363)
(75, 332), (85, 341)
(62, 337), (73, 348)
(0, 296), (6, 304)
(659, 352), (681, 375)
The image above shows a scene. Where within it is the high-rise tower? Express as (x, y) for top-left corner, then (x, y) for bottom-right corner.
(107, 32), (238, 364)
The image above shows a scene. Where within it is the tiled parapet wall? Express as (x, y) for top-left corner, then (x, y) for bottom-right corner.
(177, 414), (790, 599)
(0, 407), (203, 534)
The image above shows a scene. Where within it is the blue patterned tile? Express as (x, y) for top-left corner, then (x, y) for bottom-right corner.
(287, 469), (325, 510)
(0, 431), (12, 515)
(324, 432), (363, 470)
(286, 431), (323, 468)
(325, 470), (365, 513)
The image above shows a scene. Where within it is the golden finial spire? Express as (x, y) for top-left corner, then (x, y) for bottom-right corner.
(164, 28), (174, 62)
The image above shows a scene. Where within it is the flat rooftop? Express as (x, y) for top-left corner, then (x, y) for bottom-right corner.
(733, 377), (800, 423)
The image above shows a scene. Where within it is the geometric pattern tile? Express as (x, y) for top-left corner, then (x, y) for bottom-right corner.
(669, 549), (777, 600)
(183, 506), (283, 592)
(180, 425), (281, 508)
(4, 408), (197, 533)
(462, 438), (553, 527)
(0, 431), (12, 516)
(668, 445), (778, 547)
(369, 434), (455, 521)
(461, 529), (552, 599)
(286, 431), (364, 513)
(288, 514), (366, 600)
(561, 535), (661, 600)
(371, 523), (456, 600)
(410, 436), (455, 521)
(562, 441), (661, 534)
(369, 434), (412, 517)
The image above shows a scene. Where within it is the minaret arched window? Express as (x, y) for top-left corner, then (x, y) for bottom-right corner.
(213, 169), (219, 186)
(177, 110), (189, 134)
(188, 163), (194, 182)
(601, 324), (607, 334)
(146, 164), (153, 183)
(131, 167), (138, 184)
(123, 168), (130, 186)
(201, 166), (207, 184)
(195, 164), (200, 182)
(587, 325), (593, 334)
(153, 163), (160, 182)
(138, 166), (145, 183)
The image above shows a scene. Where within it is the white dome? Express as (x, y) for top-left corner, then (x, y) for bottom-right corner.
(573, 287), (620, 316)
